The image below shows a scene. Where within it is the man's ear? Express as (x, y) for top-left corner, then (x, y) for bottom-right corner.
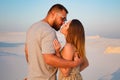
(51, 10), (56, 16)
(50, 11), (57, 20)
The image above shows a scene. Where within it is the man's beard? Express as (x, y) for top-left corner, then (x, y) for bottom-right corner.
(52, 22), (61, 31)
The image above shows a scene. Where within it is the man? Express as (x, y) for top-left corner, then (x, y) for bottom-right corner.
(25, 4), (83, 80)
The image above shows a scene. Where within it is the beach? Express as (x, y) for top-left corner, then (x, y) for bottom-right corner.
(0, 32), (120, 80)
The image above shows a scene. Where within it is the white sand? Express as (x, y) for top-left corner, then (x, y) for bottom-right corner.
(0, 32), (120, 80)
(105, 46), (120, 54)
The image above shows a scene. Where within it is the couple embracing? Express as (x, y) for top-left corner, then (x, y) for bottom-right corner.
(25, 4), (89, 80)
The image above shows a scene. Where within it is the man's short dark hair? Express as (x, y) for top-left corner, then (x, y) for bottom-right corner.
(48, 4), (68, 14)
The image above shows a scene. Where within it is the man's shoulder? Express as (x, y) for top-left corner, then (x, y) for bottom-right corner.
(28, 21), (56, 36)
(32, 21), (47, 27)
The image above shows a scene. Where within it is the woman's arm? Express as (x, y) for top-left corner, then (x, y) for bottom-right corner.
(79, 56), (89, 72)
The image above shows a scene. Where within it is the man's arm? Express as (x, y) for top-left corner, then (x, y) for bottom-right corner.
(43, 53), (82, 68)
(51, 39), (83, 76)
(42, 32), (82, 68)
(79, 56), (89, 72)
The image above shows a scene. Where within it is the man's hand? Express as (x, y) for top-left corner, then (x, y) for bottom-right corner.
(73, 52), (83, 67)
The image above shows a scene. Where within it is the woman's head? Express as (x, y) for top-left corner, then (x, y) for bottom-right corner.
(60, 21), (71, 36)
(61, 19), (85, 57)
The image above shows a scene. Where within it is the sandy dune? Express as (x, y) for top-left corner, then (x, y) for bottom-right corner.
(0, 32), (120, 80)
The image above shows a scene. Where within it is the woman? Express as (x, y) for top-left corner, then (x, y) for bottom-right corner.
(53, 19), (89, 80)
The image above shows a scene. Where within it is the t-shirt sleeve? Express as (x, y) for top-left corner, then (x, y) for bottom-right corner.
(41, 30), (57, 54)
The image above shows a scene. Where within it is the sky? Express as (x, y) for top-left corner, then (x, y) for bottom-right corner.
(0, 0), (120, 38)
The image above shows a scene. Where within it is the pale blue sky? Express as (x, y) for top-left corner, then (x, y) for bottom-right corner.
(0, 0), (120, 38)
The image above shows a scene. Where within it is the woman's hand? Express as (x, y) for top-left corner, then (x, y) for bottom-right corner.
(53, 39), (61, 55)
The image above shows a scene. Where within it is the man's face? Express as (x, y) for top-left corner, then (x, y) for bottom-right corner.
(52, 10), (67, 31)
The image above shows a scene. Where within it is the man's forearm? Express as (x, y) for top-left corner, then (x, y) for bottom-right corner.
(43, 54), (77, 68)
(80, 56), (89, 72)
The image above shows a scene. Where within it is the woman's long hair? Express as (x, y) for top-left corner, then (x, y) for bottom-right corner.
(66, 19), (85, 57)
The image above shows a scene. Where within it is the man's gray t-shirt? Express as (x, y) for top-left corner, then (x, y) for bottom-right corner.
(26, 21), (57, 80)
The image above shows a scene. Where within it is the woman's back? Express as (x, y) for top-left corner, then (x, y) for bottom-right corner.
(58, 43), (83, 80)
(58, 66), (82, 80)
